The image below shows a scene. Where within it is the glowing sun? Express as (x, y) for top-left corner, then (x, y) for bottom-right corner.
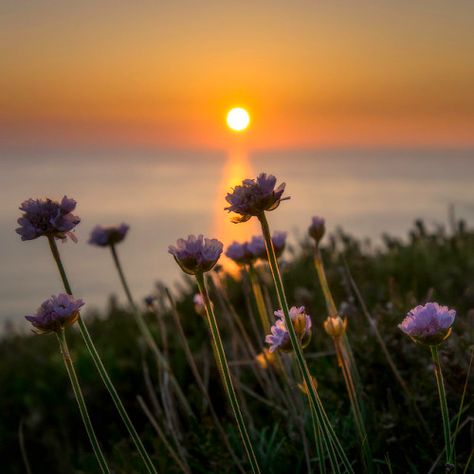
(226, 107), (250, 132)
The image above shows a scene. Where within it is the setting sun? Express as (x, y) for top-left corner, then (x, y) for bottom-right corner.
(226, 107), (250, 132)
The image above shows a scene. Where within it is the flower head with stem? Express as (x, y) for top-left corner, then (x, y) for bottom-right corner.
(25, 293), (84, 335)
(16, 196), (80, 242)
(265, 306), (312, 353)
(226, 173), (353, 472)
(169, 234), (223, 275)
(170, 233), (261, 473)
(20, 203), (158, 473)
(25, 296), (110, 473)
(225, 173), (288, 223)
(399, 302), (456, 469)
(399, 302), (455, 346)
(89, 223), (129, 247)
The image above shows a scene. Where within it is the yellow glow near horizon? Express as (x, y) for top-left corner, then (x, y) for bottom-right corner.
(226, 108), (250, 132)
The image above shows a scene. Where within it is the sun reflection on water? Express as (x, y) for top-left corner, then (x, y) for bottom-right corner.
(213, 147), (258, 273)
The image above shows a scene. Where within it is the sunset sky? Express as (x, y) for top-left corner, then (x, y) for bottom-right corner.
(1, 1), (473, 150)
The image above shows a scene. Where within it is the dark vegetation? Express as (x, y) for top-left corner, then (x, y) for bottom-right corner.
(1, 220), (473, 473)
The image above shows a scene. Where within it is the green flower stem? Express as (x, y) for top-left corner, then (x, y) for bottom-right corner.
(165, 288), (246, 474)
(47, 237), (158, 474)
(334, 337), (373, 472)
(307, 382), (328, 474)
(314, 245), (373, 472)
(313, 246), (338, 316)
(195, 272), (261, 474)
(109, 245), (193, 417)
(430, 345), (453, 467)
(247, 264), (271, 334)
(258, 213), (353, 473)
(56, 329), (110, 474)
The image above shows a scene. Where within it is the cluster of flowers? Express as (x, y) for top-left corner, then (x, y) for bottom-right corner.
(17, 179), (457, 351)
(225, 231), (287, 265)
(16, 196), (131, 332)
(17, 171), (458, 473)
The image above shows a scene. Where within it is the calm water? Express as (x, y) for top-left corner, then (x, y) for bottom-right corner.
(1, 148), (473, 330)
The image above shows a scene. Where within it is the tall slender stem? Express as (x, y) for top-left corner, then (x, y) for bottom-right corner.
(314, 245), (373, 472)
(109, 245), (193, 417)
(308, 382), (328, 474)
(56, 329), (110, 474)
(195, 272), (261, 474)
(165, 288), (246, 474)
(313, 246), (338, 316)
(247, 264), (271, 334)
(258, 213), (353, 473)
(47, 237), (158, 474)
(430, 345), (453, 468)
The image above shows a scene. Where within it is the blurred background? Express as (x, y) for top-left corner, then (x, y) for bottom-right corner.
(1, 1), (473, 326)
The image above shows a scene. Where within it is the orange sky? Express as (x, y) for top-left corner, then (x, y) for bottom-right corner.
(1, 1), (473, 150)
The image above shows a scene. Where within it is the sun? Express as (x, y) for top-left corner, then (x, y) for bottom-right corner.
(226, 107), (250, 132)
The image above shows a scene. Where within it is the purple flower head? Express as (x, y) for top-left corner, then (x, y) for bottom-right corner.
(225, 173), (288, 223)
(248, 231), (287, 260)
(16, 196), (80, 242)
(169, 234), (223, 275)
(89, 223), (129, 247)
(308, 216), (326, 243)
(225, 241), (255, 265)
(25, 293), (84, 334)
(266, 305), (312, 352)
(399, 302), (456, 345)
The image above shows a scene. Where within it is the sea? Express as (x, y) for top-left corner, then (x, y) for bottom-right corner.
(1, 148), (473, 330)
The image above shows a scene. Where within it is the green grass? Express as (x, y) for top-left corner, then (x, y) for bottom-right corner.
(1, 219), (473, 473)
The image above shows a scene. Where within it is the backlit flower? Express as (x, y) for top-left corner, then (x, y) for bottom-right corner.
(89, 223), (129, 247)
(248, 236), (266, 259)
(399, 302), (455, 345)
(16, 196), (80, 242)
(25, 293), (84, 334)
(265, 306), (312, 353)
(225, 173), (288, 223)
(308, 216), (325, 243)
(169, 234), (223, 275)
(225, 241), (255, 266)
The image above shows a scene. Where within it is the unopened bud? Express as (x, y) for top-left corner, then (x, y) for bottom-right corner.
(255, 349), (276, 369)
(323, 315), (347, 338)
(308, 216), (326, 244)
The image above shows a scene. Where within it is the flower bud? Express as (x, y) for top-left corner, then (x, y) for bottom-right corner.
(255, 349), (276, 369)
(308, 216), (325, 244)
(323, 315), (347, 338)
